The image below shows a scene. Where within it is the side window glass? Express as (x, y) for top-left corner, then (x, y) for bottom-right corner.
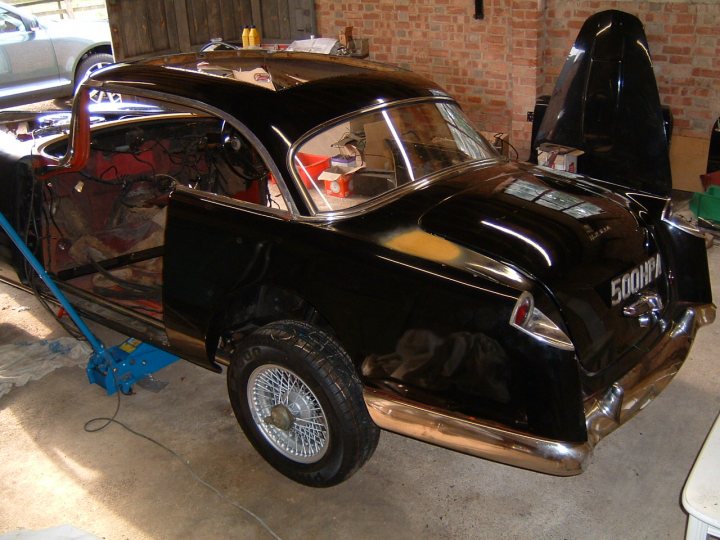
(0, 10), (24, 33)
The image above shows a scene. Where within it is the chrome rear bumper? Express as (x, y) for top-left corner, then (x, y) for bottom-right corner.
(584, 303), (715, 445)
(364, 303), (716, 476)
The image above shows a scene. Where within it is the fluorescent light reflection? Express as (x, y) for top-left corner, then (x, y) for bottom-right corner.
(596, 23), (612, 36)
(381, 109), (415, 182)
(635, 39), (651, 63)
(481, 220), (553, 267)
(569, 46), (584, 61)
(271, 125), (291, 147)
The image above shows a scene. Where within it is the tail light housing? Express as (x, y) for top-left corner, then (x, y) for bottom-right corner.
(510, 291), (574, 351)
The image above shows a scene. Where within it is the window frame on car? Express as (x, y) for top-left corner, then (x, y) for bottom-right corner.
(288, 96), (500, 220)
(40, 82), (299, 219)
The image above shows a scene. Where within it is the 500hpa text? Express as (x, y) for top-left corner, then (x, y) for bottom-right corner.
(610, 253), (662, 307)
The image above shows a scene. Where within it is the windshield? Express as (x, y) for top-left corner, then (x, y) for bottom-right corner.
(292, 101), (496, 213)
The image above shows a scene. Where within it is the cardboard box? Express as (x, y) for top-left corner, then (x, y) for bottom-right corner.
(318, 165), (362, 197)
(537, 143), (584, 173)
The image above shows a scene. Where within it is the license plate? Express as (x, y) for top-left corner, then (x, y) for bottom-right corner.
(610, 253), (662, 306)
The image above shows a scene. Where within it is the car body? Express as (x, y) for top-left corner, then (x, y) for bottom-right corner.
(0, 1), (113, 108)
(0, 50), (714, 486)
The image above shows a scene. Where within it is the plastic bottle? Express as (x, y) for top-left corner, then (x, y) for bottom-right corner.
(249, 25), (260, 47)
(242, 26), (250, 48)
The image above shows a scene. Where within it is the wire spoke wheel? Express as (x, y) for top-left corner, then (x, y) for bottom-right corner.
(248, 364), (329, 463)
(87, 87), (122, 104)
(228, 320), (380, 486)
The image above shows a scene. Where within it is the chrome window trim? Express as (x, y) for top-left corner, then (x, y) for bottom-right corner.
(287, 96), (501, 221)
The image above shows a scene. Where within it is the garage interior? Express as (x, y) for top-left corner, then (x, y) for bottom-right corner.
(1, 0), (719, 539)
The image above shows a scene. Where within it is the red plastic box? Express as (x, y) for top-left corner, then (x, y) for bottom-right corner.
(295, 153), (330, 187)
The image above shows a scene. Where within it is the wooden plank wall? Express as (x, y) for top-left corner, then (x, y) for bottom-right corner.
(106, 0), (180, 60)
(107, 0), (252, 60)
(107, 0), (314, 61)
(258, 0), (316, 41)
(185, 0), (253, 46)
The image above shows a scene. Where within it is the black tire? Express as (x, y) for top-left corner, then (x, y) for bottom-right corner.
(74, 53), (118, 103)
(227, 320), (379, 487)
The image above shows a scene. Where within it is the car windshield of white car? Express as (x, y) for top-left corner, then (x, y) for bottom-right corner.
(292, 101), (496, 213)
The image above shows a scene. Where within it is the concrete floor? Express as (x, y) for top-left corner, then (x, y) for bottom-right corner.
(0, 245), (718, 540)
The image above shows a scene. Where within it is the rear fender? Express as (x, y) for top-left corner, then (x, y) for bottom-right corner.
(656, 218), (713, 306)
(628, 191), (713, 305)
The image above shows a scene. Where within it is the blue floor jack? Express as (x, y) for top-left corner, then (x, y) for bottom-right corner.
(0, 210), (179, 395)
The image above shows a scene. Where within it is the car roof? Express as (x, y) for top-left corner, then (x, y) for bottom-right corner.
(88, 51), (450, 148)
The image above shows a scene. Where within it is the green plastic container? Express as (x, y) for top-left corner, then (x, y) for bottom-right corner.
(690, 185), (720, 223)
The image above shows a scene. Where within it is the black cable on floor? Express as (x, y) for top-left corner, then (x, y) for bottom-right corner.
(83, 372), (282, 540)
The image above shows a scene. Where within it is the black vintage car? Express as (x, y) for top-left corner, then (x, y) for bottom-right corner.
(0, 51), (714, 487)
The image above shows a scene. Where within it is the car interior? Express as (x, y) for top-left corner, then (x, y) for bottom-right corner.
(34, 113), (284, 319)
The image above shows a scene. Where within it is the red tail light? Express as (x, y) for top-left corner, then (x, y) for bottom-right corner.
(509, 291), (574, 351)
(513, 292), (533, 327)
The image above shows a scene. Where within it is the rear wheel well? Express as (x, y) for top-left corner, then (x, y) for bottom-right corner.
(209, 285), (334, 360)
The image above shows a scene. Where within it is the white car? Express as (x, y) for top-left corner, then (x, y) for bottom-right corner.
(0, 1), (113, 107)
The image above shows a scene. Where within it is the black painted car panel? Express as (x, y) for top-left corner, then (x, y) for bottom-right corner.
(0, 51), (713, 478)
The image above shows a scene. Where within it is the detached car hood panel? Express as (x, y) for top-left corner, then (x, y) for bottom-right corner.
(418, 163), (668, 373)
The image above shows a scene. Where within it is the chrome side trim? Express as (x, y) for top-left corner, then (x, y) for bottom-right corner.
(363, 388), (591, 476)
(364, 303), (716, 475)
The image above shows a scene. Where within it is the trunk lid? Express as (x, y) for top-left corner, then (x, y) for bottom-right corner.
(418, 163), (669, 374)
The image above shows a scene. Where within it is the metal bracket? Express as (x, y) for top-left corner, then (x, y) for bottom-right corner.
(474, 0), (484, 19)
(623, 293), (663, 327)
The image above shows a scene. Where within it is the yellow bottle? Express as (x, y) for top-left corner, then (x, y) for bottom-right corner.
(249, 25), (260, 47)
(242, 26), (250, 48)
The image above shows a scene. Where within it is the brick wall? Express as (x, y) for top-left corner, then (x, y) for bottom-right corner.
(541, 1), (720, 140)
(315, 0), (541, 158)
(314, 1), (719, 157)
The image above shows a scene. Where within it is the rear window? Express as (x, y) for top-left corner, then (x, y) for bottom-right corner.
(292, 101), (496, 213)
